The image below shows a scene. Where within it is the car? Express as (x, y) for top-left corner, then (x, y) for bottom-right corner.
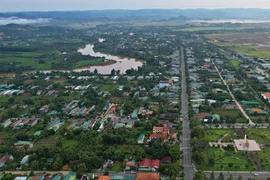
(253, 173), (259, 176)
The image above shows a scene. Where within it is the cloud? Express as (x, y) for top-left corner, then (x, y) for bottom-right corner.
(0, 17), (50, 25)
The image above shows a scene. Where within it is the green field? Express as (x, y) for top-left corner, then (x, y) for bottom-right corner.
(0, 97), (9, 105)
(205, 129), (235, 142)
(179, 26), (249, 32)
(228, 46), (270, 59)
(199, 148), (254, 171)
(258, 148), (270, 171)
(229, 59), (241, 69)
(62, 139), (79, 148)
(98, 84), (119, 92)
(214, 109), (248, 123)
(244, 129), (270, 144)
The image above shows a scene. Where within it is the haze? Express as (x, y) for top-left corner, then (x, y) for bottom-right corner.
(1, 0), (270, 12)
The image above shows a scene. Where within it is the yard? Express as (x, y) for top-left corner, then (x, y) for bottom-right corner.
(111, 162), (123, 172)
(98, 84), (119, 92)
(229, 60), (241, 69)
(199, 148), (254, 171)
(214, 109), (248, 123)
(205, 129), (234, 142)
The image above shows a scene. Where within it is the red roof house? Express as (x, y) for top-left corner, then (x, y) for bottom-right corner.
(139, 158), (151, 168)
(151, 159), (160, 169)
(161, 156), (172, 163)
(149, 134), (162, 140)
(262, 92), (270, 103)
(136, 173), (160, 180)
(139, 158), (160, 169)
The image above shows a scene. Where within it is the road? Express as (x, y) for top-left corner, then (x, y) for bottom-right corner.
(211, 60), (255, 125)
(180, 46), (195, 180)
(205, 123), (270, 129)
(205, 171), (270, 180)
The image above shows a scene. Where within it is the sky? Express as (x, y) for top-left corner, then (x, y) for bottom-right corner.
(1, 0), (270, 12)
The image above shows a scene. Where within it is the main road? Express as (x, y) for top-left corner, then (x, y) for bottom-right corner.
(180, 46), (195, 180)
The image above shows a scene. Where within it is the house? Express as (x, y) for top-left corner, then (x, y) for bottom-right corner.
(194, 113), (211, 119)
(111, 175), (124, 180)
(246, 108), (269, 115)
(20, 155), (30, 165)
(136, 173), (159, 180)
(158, 80), (173, 89)
(1, 119), (12, 128)
(240, 101), (259, 106)
(137, 134), (145, 144)
(15, 177), (27, 180)
(38, 105), (49, 114)
(161, 156), (172, 164)
(0, 154), (13, 167)
(153, 126), (163, 133)
(98, 176), (110, 180)
(262, 92), (270, 103)
(131, 109), (138, 119)
(52, 175), (63, 180)
(33, 175), (44, 180)
(138, 158), (160, 171)
(149, 134), (162, 140)
(151, 124), (169, 140)
(64, 172), (76, 180)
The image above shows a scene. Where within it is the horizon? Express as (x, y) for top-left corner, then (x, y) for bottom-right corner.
(1, 0), (270, 12)
(2, 7), (270, 13)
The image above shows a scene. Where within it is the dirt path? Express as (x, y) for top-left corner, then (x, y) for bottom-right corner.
(218, 133), (230, 152)
(212, 60), (255, 125)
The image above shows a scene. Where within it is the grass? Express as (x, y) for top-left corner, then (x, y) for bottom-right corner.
(98, 84), (119, 92)
(199, 148), (254, 171)
(205, 129), (233, 142)
(258, 148), (270, 171)
(74, 59), (105, 68)
(244, 129), (270, 144)
(179, 26), (249, 32)
(0, 97), (9, 105)
(62, 139), (79, 148)
(111, 162), (123, 172)
(33, 138), (57, 150)
(229, 60), (241, 69)
(228, 46), (270, 59)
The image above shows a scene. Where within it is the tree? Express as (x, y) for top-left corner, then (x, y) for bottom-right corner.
(76, 163), (87, 177)
(94, 68), (98, 74)
(209, 158), (215, 168)
(209, 171), (215, 180)
(218, 172), (224, 180)
(193, 171), (208, 180)
(31, 160), (40, 170)
(52, 156), (63, 170)
(111, 69), (116, 76)
(227, 174), (233, 180)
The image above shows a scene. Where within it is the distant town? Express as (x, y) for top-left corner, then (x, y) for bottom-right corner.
(1, 8), (270, 180)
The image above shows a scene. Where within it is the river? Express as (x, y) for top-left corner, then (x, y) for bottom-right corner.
(75, 44), (144, 74)
(21, 43), (144, 75)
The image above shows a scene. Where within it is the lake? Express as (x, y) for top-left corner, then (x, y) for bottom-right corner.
(75, 44), (144, 74)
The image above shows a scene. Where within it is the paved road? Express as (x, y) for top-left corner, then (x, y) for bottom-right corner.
(180, 46), (195, 180)
(205, 123), (269, 129)
(212, 60), (255, 125)
(205, 171), (270, 180)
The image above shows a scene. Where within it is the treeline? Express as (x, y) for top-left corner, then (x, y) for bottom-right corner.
(51, 53), (104, 70)
(0, 47), (38, 52)
(0, 62), (33, 73)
